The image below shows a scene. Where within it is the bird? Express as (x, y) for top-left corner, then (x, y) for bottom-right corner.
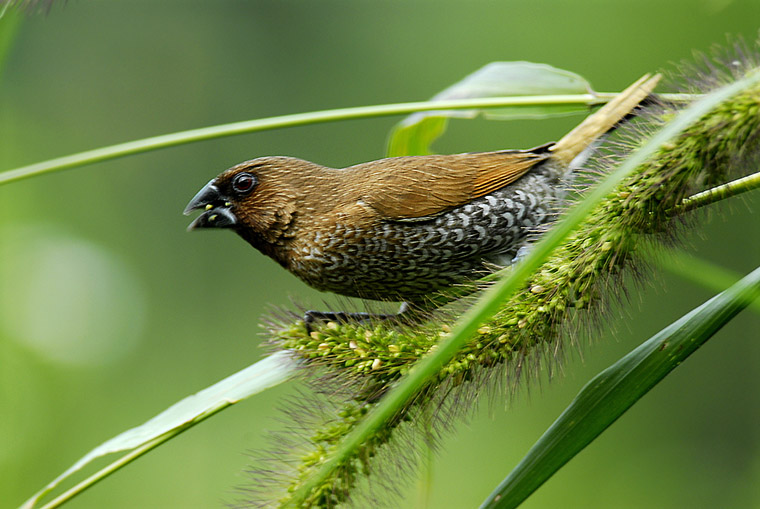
(185, 74), (659, 315)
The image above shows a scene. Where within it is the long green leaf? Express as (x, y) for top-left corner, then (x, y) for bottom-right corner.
(386, 62), (596, 157)
(289, 70), (760, 506)
(480, 265), (760, 509)
(23, 351), (298, 509)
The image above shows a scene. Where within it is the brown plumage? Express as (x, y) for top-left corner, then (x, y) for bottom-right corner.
(185, 74), (660, 303)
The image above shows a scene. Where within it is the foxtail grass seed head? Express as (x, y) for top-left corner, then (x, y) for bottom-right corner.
(243, 41), (760, 507)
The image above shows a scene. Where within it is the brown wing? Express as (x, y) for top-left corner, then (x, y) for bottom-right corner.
(354, 146), (552, 221)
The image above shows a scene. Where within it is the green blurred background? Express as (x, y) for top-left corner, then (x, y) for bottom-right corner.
(1, 1), (758, 507)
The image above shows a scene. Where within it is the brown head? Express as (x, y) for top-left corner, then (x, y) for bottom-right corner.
(184, 156), (329, 261)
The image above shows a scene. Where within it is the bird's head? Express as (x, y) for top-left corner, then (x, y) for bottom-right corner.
(184, 157), (312, 252)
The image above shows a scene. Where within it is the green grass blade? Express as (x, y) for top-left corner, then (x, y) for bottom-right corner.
(480, 265), (760, 509)
(288, 63), (760, 508)
(23, 351), (298, 509)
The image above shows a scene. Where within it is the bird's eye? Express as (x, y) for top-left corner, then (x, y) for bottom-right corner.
(232, 172), (257, 195)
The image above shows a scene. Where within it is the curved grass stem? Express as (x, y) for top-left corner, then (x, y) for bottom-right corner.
(679, 169), (760, 211)
(0, 93), (692, 186)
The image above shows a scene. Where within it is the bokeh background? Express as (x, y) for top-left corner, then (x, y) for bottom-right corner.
(1, 1), (759, 507)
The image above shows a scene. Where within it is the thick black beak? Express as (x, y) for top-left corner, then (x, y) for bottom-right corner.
(184, 180), (238, 230)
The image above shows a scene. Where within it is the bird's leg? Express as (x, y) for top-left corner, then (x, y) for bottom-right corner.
(303, 302), (416, 333)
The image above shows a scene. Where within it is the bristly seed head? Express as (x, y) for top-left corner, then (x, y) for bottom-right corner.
(243, 39), (760, 508)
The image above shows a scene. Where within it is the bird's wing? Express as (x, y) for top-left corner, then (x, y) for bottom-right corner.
(357, 146), (552, 221)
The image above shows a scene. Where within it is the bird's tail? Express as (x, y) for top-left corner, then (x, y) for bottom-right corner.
(550, 73), (661, 166)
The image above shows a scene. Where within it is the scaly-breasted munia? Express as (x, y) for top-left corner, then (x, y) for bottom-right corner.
(185, 74), (659, 305)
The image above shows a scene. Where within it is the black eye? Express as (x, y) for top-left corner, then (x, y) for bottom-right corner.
(232, 172), (257, 195)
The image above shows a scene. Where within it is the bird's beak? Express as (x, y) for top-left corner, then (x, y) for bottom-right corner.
(184, 180), (238, 230)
